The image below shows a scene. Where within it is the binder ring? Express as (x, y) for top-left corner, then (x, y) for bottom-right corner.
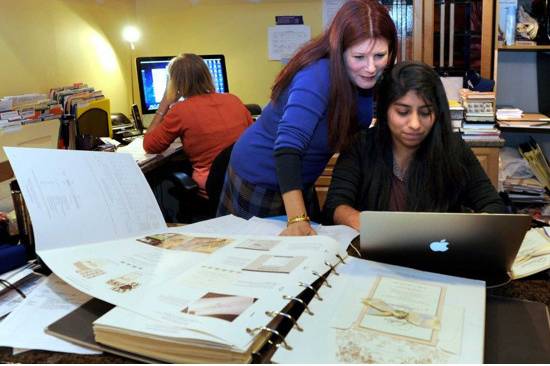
(246, 326), (292, 350)
(299, 281), (323, 301)
(349, 242), (362, 258)
(335, 254), (347, 264)
(324, 260), (340, 276)
(311, 270), (332, 288)
(282, 295), (314, 315)
(0, 279), (26, 299)
(265, 310), (303, 331)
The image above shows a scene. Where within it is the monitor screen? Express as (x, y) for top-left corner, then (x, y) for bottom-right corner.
(136, 55), (229, 114)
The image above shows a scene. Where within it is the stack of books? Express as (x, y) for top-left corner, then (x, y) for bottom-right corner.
(0, 93), (63, 132)
(449, 100), (464, 132)
(459, 89), (501, 141)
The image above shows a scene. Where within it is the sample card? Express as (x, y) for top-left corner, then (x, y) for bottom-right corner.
(181, 292), (257, 322)
(235, 239), (280, 251)
(137, 233), (233, 253)
(243, 255), (306, 274)
(359, 277), (444, 343)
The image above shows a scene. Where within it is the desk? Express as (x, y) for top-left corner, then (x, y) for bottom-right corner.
(0, 272), (547, 363)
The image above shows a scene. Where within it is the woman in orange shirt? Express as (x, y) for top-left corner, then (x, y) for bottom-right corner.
(144, 53), (252, 198)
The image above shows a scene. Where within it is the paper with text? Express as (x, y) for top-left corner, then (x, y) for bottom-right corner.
(5, 147), (348, 353)
(272, 257), (485, 364)
(0, 275), (98, 354)
(5, 147), (166, 251)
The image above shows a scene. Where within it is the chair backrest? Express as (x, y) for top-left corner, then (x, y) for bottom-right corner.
(205, 143), (234, 213)
(76, 108), (110, 137)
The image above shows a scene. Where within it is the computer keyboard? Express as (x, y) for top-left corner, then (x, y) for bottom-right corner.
(121, 129), (142, 138)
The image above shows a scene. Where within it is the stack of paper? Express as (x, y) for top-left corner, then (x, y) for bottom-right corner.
(496, 108), (523, 120)
(459, 89), (500, 141)
(518, 139), (550, 191)
(511, 228), (550, 279)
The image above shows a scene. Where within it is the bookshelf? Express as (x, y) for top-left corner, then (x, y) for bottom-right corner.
(498, 45), (550, 51)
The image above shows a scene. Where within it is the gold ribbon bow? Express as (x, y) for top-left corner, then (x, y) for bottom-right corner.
(362, 298), (441, 330)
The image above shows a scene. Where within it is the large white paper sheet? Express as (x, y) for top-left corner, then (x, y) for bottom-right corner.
(5, 147), (166, 251)
(0, 275), (98, 354)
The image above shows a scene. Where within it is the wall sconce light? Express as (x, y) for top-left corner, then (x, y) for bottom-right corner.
(122, 25), (140, 106)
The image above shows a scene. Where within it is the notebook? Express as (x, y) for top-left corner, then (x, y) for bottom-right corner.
(359, 211), (531, 285)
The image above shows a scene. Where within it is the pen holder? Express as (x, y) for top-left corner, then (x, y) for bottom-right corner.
(10, 180), (36, 260)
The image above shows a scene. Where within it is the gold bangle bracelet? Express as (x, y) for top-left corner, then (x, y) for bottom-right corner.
(287, 214), (310, 226)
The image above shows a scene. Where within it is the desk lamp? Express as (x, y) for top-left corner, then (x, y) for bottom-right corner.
(122, 25), (141, 108)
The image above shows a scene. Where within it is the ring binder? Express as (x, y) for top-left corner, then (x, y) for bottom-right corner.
(335, 253), (347, 264)
(265, 310), (303, 331)
(282, 295), (314, 315)
(299, 281), (323, 301)
(312, 271), (331, 288)
(246, 326), (292, 350)
(324, 260), (340, 275)
(349, 242), (362, 257)
(0, 279), (25, 299)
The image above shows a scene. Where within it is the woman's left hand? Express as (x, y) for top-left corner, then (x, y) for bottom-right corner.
(280, 221), (317, 236)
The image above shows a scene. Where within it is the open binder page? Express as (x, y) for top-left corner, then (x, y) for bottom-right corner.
(272, 256), (485, 364)
(4, 147), (166, 251)
(5, 146), (349, 357)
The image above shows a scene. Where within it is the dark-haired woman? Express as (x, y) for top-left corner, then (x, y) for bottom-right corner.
(325, 62), (505, 231)
(217, 0), (398, 235)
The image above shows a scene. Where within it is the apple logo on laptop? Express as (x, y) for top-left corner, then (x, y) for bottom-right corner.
(429, 239), (449, 252)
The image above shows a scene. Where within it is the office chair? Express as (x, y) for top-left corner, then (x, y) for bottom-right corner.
(75, 108), (110, 150)
(162, 143), (234, 223)
(245, 104), (262, 118)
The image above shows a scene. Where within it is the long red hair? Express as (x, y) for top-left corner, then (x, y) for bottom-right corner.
(271, 0), (397, 151)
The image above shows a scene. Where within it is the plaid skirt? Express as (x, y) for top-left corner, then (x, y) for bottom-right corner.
(216, 166), (285, 219)
(216, 166), (321, 220)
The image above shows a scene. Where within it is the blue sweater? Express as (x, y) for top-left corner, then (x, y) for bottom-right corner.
(231, 58), (373, 190)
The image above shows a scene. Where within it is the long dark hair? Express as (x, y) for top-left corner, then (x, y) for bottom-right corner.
(371, 61), (466, 211)
(271, 0), (397, 151)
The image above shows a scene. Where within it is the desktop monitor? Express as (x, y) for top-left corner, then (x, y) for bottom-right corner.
(136, 55), (229, 115)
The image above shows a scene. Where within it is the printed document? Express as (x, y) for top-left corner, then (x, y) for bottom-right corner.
(5, 147), (347, 352)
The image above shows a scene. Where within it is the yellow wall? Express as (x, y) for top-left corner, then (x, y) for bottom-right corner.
(0, 0), (134, 114)
(1, 0), (323, 114)
(134, 0), (322, 106)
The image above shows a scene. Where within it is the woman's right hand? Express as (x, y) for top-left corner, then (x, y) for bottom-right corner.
(163, 79), (179, 104)
(280, 221), (317, 236)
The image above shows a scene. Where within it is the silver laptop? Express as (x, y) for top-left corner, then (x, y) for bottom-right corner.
(360, 211), (531, 285)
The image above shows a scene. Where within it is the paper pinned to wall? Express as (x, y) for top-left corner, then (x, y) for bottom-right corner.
(268, 25), (311, 61)
(323, 0), (346, 28)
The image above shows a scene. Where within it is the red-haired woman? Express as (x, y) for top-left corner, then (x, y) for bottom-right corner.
(217, 0), (397, 235)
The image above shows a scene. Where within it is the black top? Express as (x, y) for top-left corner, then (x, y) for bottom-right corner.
(324, 129), (506, 223)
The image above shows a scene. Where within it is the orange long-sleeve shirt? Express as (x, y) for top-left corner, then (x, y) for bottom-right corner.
(143, 93), (252, 197)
